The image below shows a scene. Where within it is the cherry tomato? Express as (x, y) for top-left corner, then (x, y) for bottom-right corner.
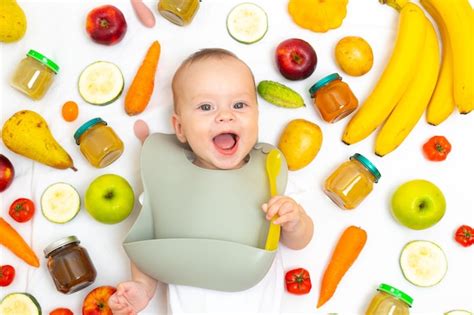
(423, 136), (451, 161)
(50, 308), (74, 315)
(9, 198), (35, 223)
(0, 265), (15, 287)
(454, 225), (474, 247)
(285, 268), (312, 295)
(61, 101), (79, 122)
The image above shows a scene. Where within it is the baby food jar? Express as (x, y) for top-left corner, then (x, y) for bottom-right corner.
(324, 153), (381, 209)
(74, 118), (124, 168)
(10, 49), (59, 100)
(309, 73), (358, 123)
(44, 236), (97, 294)
(365, 283), (413, 315)
(158, 0), (200, 26)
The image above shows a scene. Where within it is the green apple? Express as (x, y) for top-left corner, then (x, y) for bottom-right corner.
(391, 179), (446, 230)
(85, 174), (134, 224)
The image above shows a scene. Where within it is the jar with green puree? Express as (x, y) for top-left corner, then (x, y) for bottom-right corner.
(10, 49), (59, 100)
(365, 283), (413, 315)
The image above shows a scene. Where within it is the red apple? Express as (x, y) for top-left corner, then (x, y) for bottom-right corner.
(275, 38), (317, 80)
(86, 5), (127, 45)
(0, 154), (14, 192)
(82, 286), (116, 315)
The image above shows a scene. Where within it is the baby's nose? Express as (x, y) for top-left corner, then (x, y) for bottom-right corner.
(216, 110), (235, 122)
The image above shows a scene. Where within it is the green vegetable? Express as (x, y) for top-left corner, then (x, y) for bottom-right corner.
(78, 61), (124, 105)
(257, 80), (305, 108)
(399, 240), (447, 287)
(226, 3), (268, 44)
(0, 292), (41, 315)
(41, 182), (81, 224)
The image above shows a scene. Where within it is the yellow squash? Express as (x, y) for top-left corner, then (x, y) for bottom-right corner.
(288, 0), (348, 33)
(2, 110), (76, 170)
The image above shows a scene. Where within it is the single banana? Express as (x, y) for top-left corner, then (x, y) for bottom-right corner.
(342, 3), (427, 145)
(422, 0), (456, 125)
(375, 18), (440, 156)
(420, 0), (474, 114)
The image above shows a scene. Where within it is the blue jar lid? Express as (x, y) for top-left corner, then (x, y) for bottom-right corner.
(350, 153), (381, 183)
(309, 73), (341, 97)
(74, 118), (106, 145)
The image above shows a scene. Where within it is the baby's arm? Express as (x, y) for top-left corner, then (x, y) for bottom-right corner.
(262, 196), (314, 250)
(109, 263), (158, 315)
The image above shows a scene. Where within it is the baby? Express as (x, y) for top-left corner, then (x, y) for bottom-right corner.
(109, 48), (314, 314)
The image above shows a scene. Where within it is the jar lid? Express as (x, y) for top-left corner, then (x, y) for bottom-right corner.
(44, 235), (80, 257)
(309, 73), (341, 97)
(350, 153), (381, 183)
(27, 50), (60, 74)
(74, 118), (107, 145)
(378, 283), (413, 307)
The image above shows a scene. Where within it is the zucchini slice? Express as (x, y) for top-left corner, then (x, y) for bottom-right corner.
(0, 293), (41, 315)
(41, 182), (81, 224)
(400, 240), (447, 287)
(226, 3), (268, 44)
(78, 61), (124, 105)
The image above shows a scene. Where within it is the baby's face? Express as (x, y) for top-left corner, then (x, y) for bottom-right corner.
(172, 57), (258, 170)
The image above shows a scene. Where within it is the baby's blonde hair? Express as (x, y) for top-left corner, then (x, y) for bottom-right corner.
(171, 48), (256, 113)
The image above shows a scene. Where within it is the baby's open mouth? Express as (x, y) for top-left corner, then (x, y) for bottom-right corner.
(213, 133), (239, 154)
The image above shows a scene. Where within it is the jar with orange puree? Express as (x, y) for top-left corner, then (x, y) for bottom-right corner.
(324, 153), (381, 209)
(365, 283), (413, 315)
(309, 73), (358, 123)
(74, 118), (124, 168)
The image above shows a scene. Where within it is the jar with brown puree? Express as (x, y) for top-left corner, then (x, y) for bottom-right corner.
(44, 236), (97, 294)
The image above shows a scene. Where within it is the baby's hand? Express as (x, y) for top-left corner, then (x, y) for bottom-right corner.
(262, 196), (303, 233)
(109, 281), (150, 315)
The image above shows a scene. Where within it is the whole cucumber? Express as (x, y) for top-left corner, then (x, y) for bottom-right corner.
(257, 80), (305, 108)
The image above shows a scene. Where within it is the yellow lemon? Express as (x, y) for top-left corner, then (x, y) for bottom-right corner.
(278, 119), (323, 171)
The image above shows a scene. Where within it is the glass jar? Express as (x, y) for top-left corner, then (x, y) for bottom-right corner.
(74, 118), (124, 168)
(158, 0), (200, 26)
(309, 73), (358, 123)
(324, 153), (381, 209)
(44, 236), (97, 294)
(365, 283), (413, 315)
(10, 49), (59, 100)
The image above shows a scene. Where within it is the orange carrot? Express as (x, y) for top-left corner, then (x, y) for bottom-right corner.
(317, 225), (367, 308)
(125, 40), (161, 116)
(0, 217), (39, 267)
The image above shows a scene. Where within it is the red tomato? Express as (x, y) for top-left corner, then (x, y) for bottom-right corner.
(0, 265), (15, 287)
(49, 308), (74, 315)
(455, 225), (474, 247)
(285, 268), (312, 295)
(422, 136), (451, 161)
(62, 101), (79, 122)
(9, 198), (35, 223)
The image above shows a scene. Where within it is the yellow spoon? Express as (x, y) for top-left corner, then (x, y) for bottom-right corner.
(264, 149), (282, 251)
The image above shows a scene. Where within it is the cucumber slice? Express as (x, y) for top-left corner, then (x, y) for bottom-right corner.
(0, 293), (41, 315)
(78, 61), (124, 105)
(399, 240), (447, 287)
(226, 3), (268, 44)
(41, 182), (81, 224)
(445, 311), (473, 315)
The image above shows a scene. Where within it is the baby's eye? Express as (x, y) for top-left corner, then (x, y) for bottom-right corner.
(233, 102), (246, 109)
(199, 104), (212, 111)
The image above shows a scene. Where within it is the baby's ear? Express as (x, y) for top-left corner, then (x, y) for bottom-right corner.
(171, 113), (187, 143)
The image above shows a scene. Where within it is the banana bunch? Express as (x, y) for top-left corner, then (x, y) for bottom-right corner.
(342, 0), (473, 156)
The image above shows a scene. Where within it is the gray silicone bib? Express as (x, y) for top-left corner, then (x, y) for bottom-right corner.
(123, 133), (287, 291)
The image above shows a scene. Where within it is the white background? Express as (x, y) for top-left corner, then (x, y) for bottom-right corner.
(1, 0), (473, 314)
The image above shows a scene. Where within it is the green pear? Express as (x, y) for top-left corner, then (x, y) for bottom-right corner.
(2, 110), (76, 171)
(0, 0), (27, 43)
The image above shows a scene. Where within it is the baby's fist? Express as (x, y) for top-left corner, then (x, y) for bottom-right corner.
(262, 196), (303, 232)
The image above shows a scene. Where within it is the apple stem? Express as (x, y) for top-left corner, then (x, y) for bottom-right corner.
(105, 191), (114, 199)
(290, 51), (302, 65)
(100, 18), (110, 28)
